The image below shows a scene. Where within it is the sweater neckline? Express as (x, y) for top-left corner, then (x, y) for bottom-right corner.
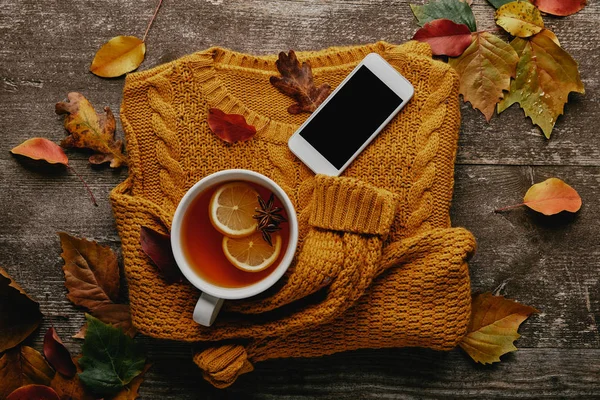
(186, 41), (396, 144)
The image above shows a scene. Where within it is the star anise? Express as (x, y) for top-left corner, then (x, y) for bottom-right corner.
(253, 193), (287, 246)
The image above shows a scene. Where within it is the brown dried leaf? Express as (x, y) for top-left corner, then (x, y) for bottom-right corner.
(74, 304), (137, 339)
(44, 328), (77, 378)
(58, 232), (120, 310)
(0, 267), (43, 353)
(140, 226), (183, 283)
(50, 357), (95, 400)
(55, 92), (127, 168)
(207, 109), (257, 144)
(270, 50), (331, 114)
(7, 384), (60, 400)
(0, 346), (55, 398)
(110, 363), (151, 400)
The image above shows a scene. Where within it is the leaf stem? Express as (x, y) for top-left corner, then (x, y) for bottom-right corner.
(67, 165), (98, 207)
(143, 0), (164, 42)
(494, 203), (525, 212)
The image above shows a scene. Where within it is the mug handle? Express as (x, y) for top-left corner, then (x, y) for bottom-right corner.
(193, 293), (225, 326)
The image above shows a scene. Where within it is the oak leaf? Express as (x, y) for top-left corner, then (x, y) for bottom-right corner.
(270, 50), (331, 114)
(460, 293), (537, 364)
(207, 109), (257, 144)
(44, 328), (77, 378)
(495, 1), (544, 38)
(90, 36), (146, 78)
(0, 267), (43, 353)
(140, 226), (183, 283)
(7, 385), (60, 400)
(55, 92), (127, 168)
(412, 19), (473, 57)
(410, 0), (477, 32)
(10, 138), (68, 166)
(0, 346), (55, 398)
(78, 315), (146, 396)
(449, 32), (519, 121)
(531, 0), (586, 16)
(497, 35), (585, 138)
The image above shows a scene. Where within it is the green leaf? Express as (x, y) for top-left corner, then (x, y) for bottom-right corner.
(487, 0), (517, 8)
(410, 0), (477, 32)
(497, 34), (585, 138)
(78, 314), (146, 396)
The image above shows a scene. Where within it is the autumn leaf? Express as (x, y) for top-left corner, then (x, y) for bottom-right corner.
(497, 35), (585, 138)
(140, 226), (183, 283)
(0, 267), (43, 353)
(496, 177), (582, 215)
(10, 138), (68, 166)
(449, 32), (519, 121)
(79, 315), (146, 396)
(495, 1), (544, 38)
(207, 109), (257, 144)
(270, 50), (331, 114)
(51, 357), (96, 400)
(487, 0), (514, 7)
(7, 385), (60, 400)
(74, 303), (137, 339)
(59, 232), (119, 309)
(55, 92), (127, 168)
(410, 0), (477, 32)
(460, 293), (537, 364)
(44, 328), (77, 378)
(111, 363), (151, 400)
(531, 0), (586, 16)
(537, 29), (560, 46)
(90, 36), (146, 78)
(412, 19), (473, 57)
(0, 346), (55, 398)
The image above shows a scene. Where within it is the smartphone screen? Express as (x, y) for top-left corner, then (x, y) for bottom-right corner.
(298, 65), (403, 169)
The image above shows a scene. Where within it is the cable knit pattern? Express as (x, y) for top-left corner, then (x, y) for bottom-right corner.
(111, 41), (475, 387)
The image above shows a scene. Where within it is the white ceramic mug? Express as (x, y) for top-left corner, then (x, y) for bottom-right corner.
(171, 169), (299, 327)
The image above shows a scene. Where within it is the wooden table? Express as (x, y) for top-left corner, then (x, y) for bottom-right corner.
(2, 1), (599, 398)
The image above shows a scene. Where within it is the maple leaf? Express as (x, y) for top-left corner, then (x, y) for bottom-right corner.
(55, 92), (127, 168)
(270, 50), (331, 114)
(7, 385), (60, 400)
(44, 328), (77, 378)
(90, 36), (146, 78)
(0, 267), (42, 353)
(413, 19), (473, 57)
(495, 1), (544, 38)
(410, 0), (477, 32)
(449, 32), (519, 121)
(497, 34), (585, 138)
(0, 346), (55, 398)
(531, 0), (587, 16)
(207, 109), (257, 143)
(460, 293), (537, 364)
(496, 177), (582, 215)
(140, 226), (183, 283)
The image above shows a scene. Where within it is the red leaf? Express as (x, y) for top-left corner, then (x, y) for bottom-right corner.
(10, 138), (68, 166)
(413, 19), (473, 57)
(7, 385), (60, 400)
(44, 327), (77, 378)
(140, 226), (183, 283)
(531, 0), (586, 16)
(207, 108), (257, 143)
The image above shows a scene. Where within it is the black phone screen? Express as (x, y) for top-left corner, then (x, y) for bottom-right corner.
(298, 65), (403, 169)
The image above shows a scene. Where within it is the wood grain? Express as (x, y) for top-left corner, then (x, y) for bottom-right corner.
(1, 0), (598, 398)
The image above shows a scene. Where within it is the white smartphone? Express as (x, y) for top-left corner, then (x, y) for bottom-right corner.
(288, 53), (414, 176)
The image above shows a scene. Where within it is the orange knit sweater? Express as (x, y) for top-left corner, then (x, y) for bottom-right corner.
(111, 41), (476, 388)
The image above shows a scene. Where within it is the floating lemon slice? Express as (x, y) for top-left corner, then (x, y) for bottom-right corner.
(222, 232), (282, 272)
(209, 182), (259, 238)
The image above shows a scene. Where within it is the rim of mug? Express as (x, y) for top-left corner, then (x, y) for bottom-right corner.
(170, 169), (299, 300)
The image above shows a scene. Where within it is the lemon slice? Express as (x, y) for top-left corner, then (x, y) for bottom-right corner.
(222, 232), (282, 272)
(209, 182), (259, 238)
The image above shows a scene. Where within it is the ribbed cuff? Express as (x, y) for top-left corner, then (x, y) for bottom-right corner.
(309, 175), (398, 236)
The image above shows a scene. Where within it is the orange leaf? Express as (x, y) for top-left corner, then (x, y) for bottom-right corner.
(460, 293), (538, 364)
(7, 385), (60, 400)
(207, 108), (257, 143)
(110, 363), (151, 400)
(50, 357), (95, 400)
(523, 177), (582, 215)
(531, 0), (586, 16)
(90, 36), (146, 78)
(412, 19), (473, 57)
(10, 138), (68, 166)
(270, 50), (331, 114)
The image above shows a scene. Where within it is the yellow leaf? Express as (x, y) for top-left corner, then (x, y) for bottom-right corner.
(90, 36), (146, 78)
(460, 293), (538, 364)
(537, 29), (560, 46)
(497, 34), (585, 138)
(524, 177), (581, 215)
(495, 1), (544, 38)
(110, 364), (151, 400)
(449, 32), (519, 121)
